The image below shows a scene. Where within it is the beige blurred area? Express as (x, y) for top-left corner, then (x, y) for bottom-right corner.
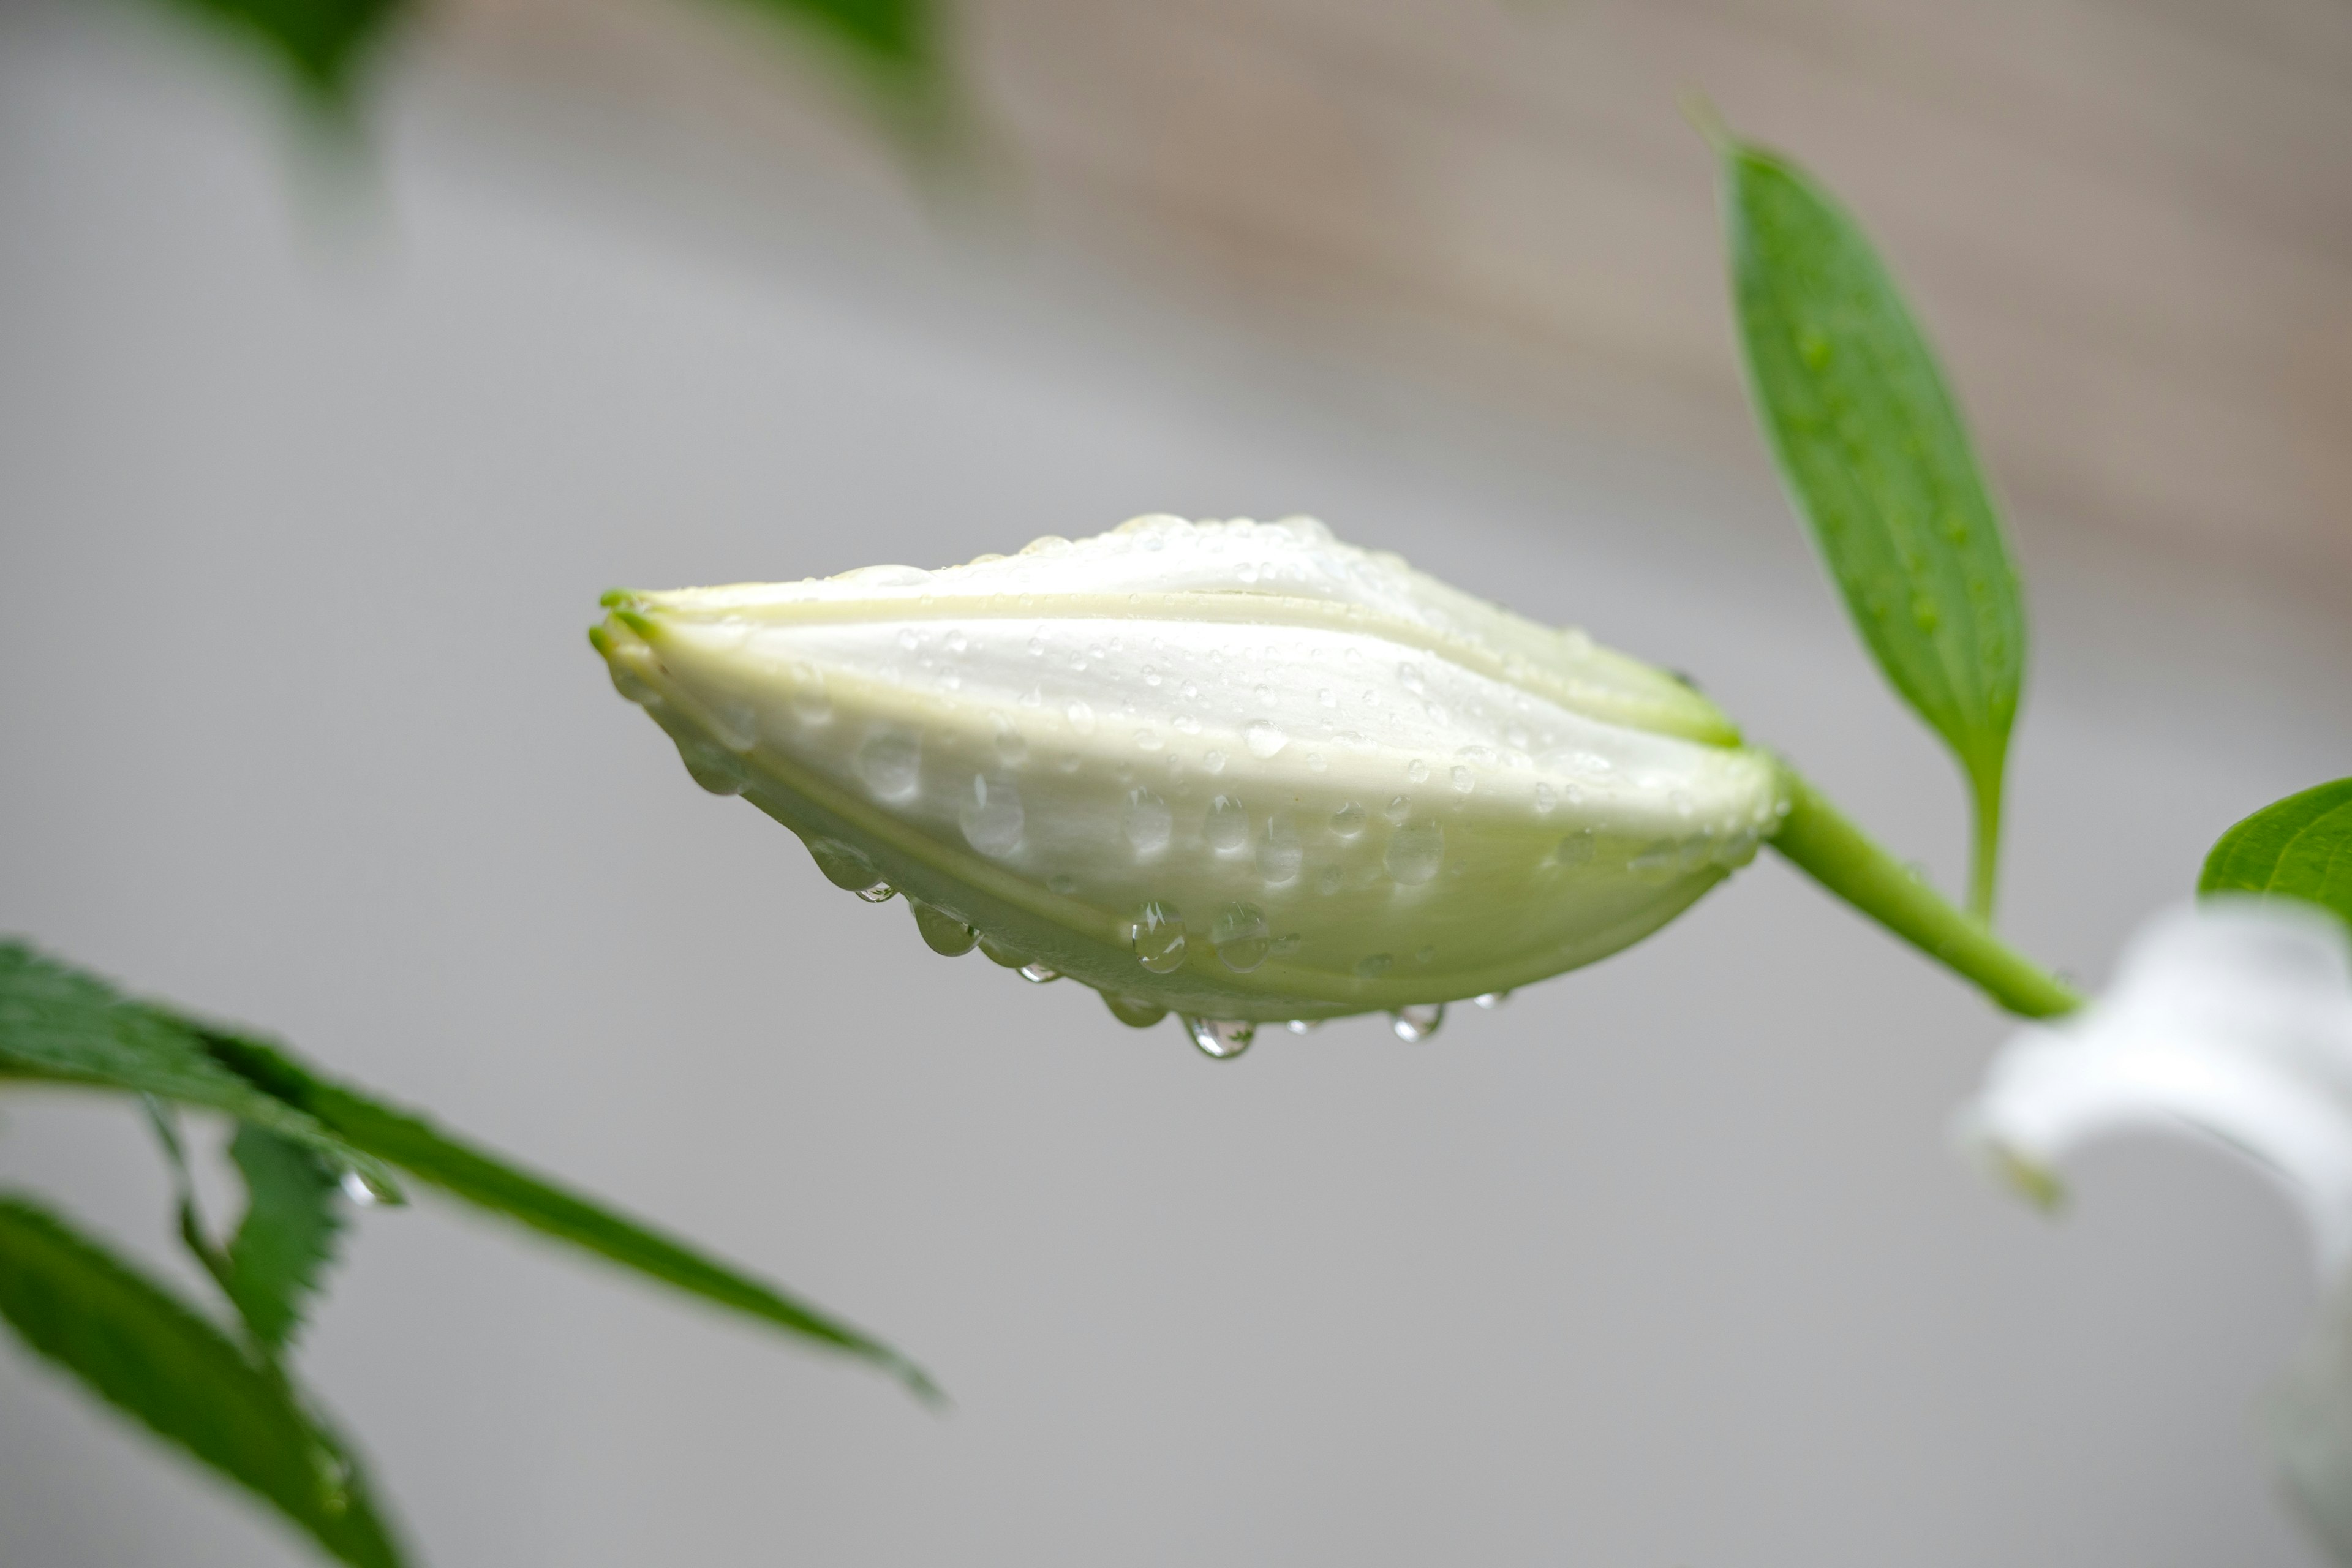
(4, 0), (2351, 1565)
(442, 0), (2352, 594)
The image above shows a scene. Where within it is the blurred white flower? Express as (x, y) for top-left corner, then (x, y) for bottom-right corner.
(1960, 896), (2352, 1561)
(592, 514), (1784, 1050)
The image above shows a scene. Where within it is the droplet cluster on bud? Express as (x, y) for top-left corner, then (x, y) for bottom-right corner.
(592, 515), (1784, 1039)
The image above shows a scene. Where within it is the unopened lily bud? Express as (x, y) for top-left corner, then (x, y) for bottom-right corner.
(592, 516), (1782, 1050)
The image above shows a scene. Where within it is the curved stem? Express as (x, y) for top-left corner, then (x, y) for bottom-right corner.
(1765, 758), (2081, 1019)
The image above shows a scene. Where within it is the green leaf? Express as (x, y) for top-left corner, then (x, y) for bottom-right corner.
(2199, 779), (2352, 928)
(0, 943), (403, 1202)
(1716, 129), (2027, 921)
(197, 1028), (943, 1403)
(0, 1195), (407, 1568)
(161, 0), (407, 110)
(226, 1126), (348, 1355)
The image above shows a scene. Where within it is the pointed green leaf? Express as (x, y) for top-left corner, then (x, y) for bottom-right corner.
(2199, 780), (2352, 929)
(1717, 132), (2026, 919)
(0, 943), (402, 1200)
(196, 1028), (941, 1403)
(0, 1195), (407, 1568)
(226, 1126), (348, 1355)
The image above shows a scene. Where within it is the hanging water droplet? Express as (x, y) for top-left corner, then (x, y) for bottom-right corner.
(911, 901), (979, 956)
(1474, 990), (1512, 1010)
(1330, 802), (1367, 840)
(1212, 902), (1273, 971)
(1128, 901), (1188, 973)
(978, 935), (1030, 968)
(1256, 815), (1302, 883)
(960, 774), (1025, 855)
(1124, 788), (1173, 856)
(1284, 1019), (1321, 1035)
(677, 740), (745, 796)
(807, 837), (881, 891)
(858, 730), (921, 801)
(339, 1168), (393, 1207)
(1104, 993), (1168, 1028)
(1019, 960), (1061, 984)
(853, 881), (896, 903)
(1391, 1004), (1446, 1042)
(1207, 794), (1250, 853)
(1385, 820), (1444, 884)
(1185, 1016), (1256, 1060)
(1243, 720), (1289, 759)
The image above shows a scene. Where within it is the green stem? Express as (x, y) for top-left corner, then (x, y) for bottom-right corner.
(1967, 765), (2002, 925)
(1766, 758), (2080, 1019)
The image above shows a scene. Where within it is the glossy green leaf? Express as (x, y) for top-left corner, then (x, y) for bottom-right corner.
(2199, 780), (2352, 928)
(197, 1028), (943, 1403)
(0, 943), (402, 1201)
(1718, 132), (2026, 919)
(226, 1126), (348, 1355)
(0, 1196), (406, 1567)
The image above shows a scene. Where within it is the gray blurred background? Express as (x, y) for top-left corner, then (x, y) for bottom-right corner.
(4, 0), (2351, 1561)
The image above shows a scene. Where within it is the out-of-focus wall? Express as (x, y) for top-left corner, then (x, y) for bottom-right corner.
(2, 2), (2350, 1566)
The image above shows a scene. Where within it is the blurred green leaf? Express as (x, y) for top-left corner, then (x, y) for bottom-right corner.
(0, 1195), (407, 1568)
(197, 1028), (943, 1403)
(164, 0), (407, 110)
(226, 1126), (349, 1355)
(0, 943), (402, 1201)
(2200, 779), (2352, 928)
(1716, 130), (2026, 921)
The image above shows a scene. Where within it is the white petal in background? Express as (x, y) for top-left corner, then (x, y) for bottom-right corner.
(1961, 897), (2352, 1561)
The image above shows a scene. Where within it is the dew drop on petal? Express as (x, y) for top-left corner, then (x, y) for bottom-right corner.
(1450, 765), (1475, 794)
(1256, 815), (1303, 883)
(1355, 953), (1393, 978)
(1124, 788), (1173, 856)
(858, 731), (921, 801)
(1391, 1003), (1446, 1042)
(1203, 750), (1227, 774)
(1330, 802), (1367, 840)
(807, 837), (881, 891)
(960, 774), (1025, 855)
(679, 742), (745, 796)
(1244, 720), (1289, 759)
(1207, 795), (1250, 853)
(1066, 699), (1097, 735)
(1406, 759), (1430, 784)
(911, 901), (979, 956)
(1185, 1017), (1256, 1060)
(791, 664), (831, 723)
(1212, 902), (1273, 971)
(1104, 993), (1168, 1028)
(1385, 820), (1444, 884)
(1128, 902), (1188, 973)
(1384, 794), (1412, 825)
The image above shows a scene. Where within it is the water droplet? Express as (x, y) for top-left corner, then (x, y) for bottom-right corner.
(1019, 961), (1060, 984)
(807, 837), (881, 891)
(1066, 699), (1096, 735)
(1185, 1017), (1256, 1060)
(1124, 788), (1172, 856)
(1556, 830), (1596, 866)
(1128, 902), (1188, 973)
(1391, 1004), (1446, 1042)
(1256, 815), (1302, 883)
(1385, 820), (1444, 884)
(853, 881), (897, 903)
(1284, 1019), (1321, 1035)
(858, 731), (921, 801)
(1398, 663), (1427, 694)
(1450, 765), (1474, 794)
(1534, 783), (1556, 813)
(1330, 802), (1367, 840)
(1136, 729), (1163, 752)
(1211, 902), (1273, 971)
(1354, 953), (1393, 978)
(1629, 841), (1680, 876)
(1474, 990), (1512, 1010)
(1384, 795), (1412, 825)
(1180, 680), (1199, 701)
(1104, 993), (1167, 1028)
(1207, 795), (1250, 853)
(993, 717), (1028, 766)
(679, 742), (745, 796)
(978, 935), (1030, 968)
(911, 901), (979, 955)
(1244, 720), (1289, 759)
(1406, 758), (1430, 784)
(339, 1169), (392, 1207)
(1020, 685), (1044, 709)
(960, 774), (1025, 855)
(1254, 684), (1273, 706)
(791, 664), (831, 723)
(1204, 750), (1227, 773)
(1317, 867), (1344, 895)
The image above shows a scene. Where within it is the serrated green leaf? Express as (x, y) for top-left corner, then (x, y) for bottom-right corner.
(2199, 780), (2352, 928)
(227, 1126), (347, 1355)
(0, 943), (402, 1201)
(197, 1028), (942, 1403)
(0, 1195), (407, 1568)
(1718, 132), (2027, 920)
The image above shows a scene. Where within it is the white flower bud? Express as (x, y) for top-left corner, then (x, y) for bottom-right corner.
(592, 516), (1782, 1043)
